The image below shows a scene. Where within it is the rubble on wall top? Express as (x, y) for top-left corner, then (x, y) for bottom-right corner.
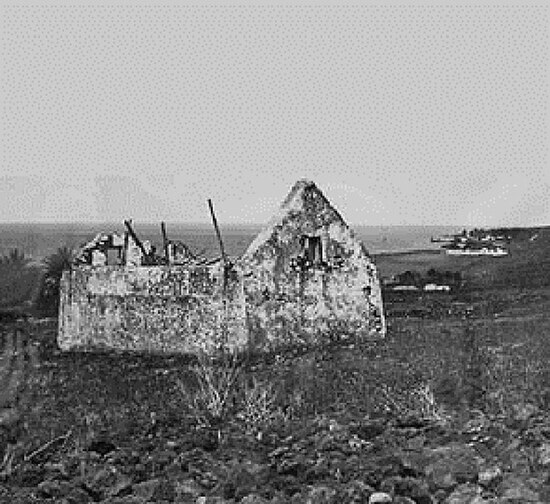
(73, 222), (209, 268)
(71, 180), (366, 270)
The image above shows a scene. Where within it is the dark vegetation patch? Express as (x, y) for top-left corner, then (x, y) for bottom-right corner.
(0, 251), (42, 320)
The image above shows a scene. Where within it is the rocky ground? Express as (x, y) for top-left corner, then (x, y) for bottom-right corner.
(2, 400), (550, 503)
(0, 316), (549, 504)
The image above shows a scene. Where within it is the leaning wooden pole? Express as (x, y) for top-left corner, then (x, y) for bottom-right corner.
(207, 199), (228, 265)
(160, 221), (170, 264)
(208, 199), (231, 349)
(124, 219), (148, 257)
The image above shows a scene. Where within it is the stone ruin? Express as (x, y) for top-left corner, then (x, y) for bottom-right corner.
(58, 180), (385, 354)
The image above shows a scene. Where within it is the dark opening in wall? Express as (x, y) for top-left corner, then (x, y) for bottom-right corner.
(301, 235), (322, 264)
(106, 247), (124, 266)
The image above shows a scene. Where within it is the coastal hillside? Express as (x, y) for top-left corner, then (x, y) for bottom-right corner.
(0, 226), (549, 502)
(376, 225), (550, 288)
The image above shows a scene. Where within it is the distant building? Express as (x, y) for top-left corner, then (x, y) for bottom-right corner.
(445, 246), (508, 257)
(391, 285), (419, 292)
(423, 283), (451, 292)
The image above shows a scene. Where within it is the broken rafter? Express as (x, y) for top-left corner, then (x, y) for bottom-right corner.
(207, 199), (228, 265)
(123, 220), (148, 258)
(161, 222), (170, 265)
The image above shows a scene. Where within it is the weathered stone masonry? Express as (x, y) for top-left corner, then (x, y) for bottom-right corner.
(58, 180), (385, 354)
(58, 263), (247, 353)
(240, 179), (385, 350)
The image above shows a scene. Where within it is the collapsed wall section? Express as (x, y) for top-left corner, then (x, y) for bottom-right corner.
(58, 264), (247, 354)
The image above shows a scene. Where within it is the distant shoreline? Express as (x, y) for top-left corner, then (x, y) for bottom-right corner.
(374, 249), (441, 257)
(0, 222), (466, 229)
(8, 224), (547, 260)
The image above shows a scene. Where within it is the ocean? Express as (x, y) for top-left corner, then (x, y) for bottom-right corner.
(0, 223), (462, 262)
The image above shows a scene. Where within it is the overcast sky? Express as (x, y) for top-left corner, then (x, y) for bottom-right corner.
(1, 4), (548, 226)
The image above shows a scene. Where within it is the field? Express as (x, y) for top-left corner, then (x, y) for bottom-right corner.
(0, 227), (549, 503)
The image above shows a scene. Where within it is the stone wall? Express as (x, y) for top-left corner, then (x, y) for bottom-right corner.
(240, 180), (386, 351)
(58, 180), (386, 355)
(58, 264), (247, 354)
(59, 257), (384, 355)
(241, 244), (385, 349)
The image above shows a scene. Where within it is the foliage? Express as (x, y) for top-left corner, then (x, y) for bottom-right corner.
(379, 382), (451, 424)
(391, 268), (462, 289)
(35, 246), (74, 316)
(0, 249), (30, 268)
(236, 376), (284, 435)
(0, 268), (40, 311)
(0, 249), (40, 311)
(178, 350), (242, 429)
(393, 270), (423, 287)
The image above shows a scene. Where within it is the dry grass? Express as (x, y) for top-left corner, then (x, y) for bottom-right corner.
(0, 293), (546, 476)
(177, 350), (242, 428)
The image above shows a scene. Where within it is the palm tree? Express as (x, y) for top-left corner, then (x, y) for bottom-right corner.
(0, 249), (30, 269)
(35, 246), (74, 316)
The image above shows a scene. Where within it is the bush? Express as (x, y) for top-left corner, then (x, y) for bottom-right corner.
(35, 246), (74, 317)
(0, 249), (41, 311)
(178, 350), (242, 430)
(236, 376), (285, 436)
(379, 381), (451, 424)
(0, 249), (30, 269)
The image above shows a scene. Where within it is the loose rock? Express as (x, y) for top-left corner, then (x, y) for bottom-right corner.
(369, 491), (393, 503)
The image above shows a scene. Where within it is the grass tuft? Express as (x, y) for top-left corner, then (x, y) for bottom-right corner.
(178, 350), (242, 429)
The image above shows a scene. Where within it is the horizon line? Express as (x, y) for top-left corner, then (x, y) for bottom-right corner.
(0, 220), (547, 229)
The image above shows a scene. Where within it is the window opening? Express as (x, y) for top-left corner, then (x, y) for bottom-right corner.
(301, 235), (322, 265)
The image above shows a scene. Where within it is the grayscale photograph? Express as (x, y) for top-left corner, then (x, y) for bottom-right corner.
(0, 1), (549, 502)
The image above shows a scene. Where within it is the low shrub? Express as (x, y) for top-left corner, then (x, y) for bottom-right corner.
(235, 376), (292, 437)
(34, 246), (74, 317)
(0, 249), (41, 311)
(177, 350), (242, 430)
